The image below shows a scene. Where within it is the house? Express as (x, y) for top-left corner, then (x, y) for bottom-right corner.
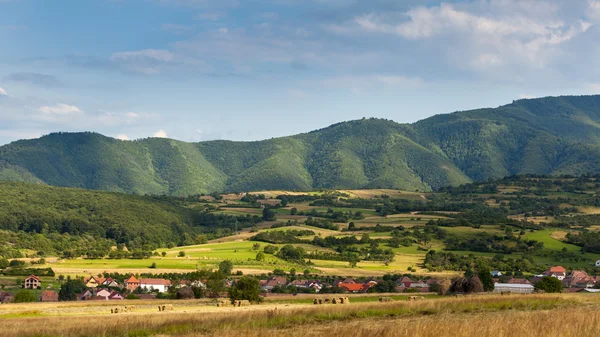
(140, 278), (171, 293)
(40, 290), (59, 302)
(124, 275), (141, 291)
(289, 280), (308, 288)
(338, 283), (363, 293)
(84, 276), (105, 288)
(96, 289), (112, 299)
(102, 278), (121, 288)
(398, 276), (413, 288)
(493, 283), (535, 294)
(78, 289), (94, 301)
(409, 280), (430, 292)
(24, 275), (41, 289)
(108, 291), (125, 300)
(544, 266), (567, 281)
(563, 270), (595, 288)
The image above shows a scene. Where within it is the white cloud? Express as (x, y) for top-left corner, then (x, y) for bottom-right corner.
(153, 129), (169, 138)
(0, 87), (7, 96)
(38, 103), (82, 115)
(116, 134), (130, 141)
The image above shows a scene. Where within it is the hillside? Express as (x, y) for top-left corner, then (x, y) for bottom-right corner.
(0, 182), (259, 258)
(2, 95), (600, 195)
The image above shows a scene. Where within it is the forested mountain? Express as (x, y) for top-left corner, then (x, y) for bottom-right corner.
(2, 95), (600, 195)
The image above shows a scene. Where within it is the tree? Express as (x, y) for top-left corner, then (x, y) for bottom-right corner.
(0, 258), (9, 269)
(477, 269), (494, 292)
(195, 234), (208, 244)
(161, 252), (167, 257)
(276, 245), (304, 261)
(229, 277), (262, 303)
(534, 276), (563, 293)
(219, 260), (233, 275)
(303, 269), (311, 278)
(290, 208), (298, 215)
(178, 251), (186, 257)
(262, 207), (277, 221)
(206, 272), (226, 298)
(256, 252), (265, 261)
(252, 243), (261, 251)
(59, 279), (86, 301)
(348, 254), (360, 268)
(12, 290), (37, 303)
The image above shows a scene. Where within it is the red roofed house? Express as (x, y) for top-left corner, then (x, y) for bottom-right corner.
(24, 275), (41, 289)
(544, 266), (566, 281)
(338, 283), (363, 293)
(507, 278), (531, 285)
(40, 290), (59, 302)
(124, 275), (141, 291)
(140, 278), (171, 293)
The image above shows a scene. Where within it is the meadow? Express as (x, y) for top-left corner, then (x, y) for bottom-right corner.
(2, 294), (600, 337)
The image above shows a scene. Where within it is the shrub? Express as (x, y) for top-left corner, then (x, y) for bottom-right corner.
(229, 277), (262, 303)
(534, 276), (563, 293)
(219, 260), (233, 275)
(12, 290), (37, 303)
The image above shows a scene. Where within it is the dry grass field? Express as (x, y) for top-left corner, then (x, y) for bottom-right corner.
(2, 294), (600, 337)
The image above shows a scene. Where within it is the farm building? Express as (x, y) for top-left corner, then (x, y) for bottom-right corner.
(40, 290), (59, 302)
(140, 278), (171, 293)
(493, 283), (534, 294)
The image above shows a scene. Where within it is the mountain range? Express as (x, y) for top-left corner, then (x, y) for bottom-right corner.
(2, 95), (600, 195)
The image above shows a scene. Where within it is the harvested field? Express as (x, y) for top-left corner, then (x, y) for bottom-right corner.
(1, 294), (597, 337)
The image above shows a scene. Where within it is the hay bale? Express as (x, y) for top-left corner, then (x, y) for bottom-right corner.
(331, 298), (338, 304)
(379, 297), (393, 302)
(239, 300), (250, 306)
(158, 305), (163, 312)
(342, 297), (349, 304)
(164, 304), (174, 311)
(324, 298), (331, 304)
(313, 299), (318, 305)
(317, 299), (323, 305)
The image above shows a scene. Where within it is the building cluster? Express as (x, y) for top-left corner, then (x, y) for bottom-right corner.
(259, 276), (435, 294)
(493, 266), (600, 294)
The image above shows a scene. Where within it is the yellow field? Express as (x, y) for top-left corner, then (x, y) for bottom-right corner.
(2, 294), (599, 337)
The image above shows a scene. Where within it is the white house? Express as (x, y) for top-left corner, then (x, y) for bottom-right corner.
(140, 278), (171, 293)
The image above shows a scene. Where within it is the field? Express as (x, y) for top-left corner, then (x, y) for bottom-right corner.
(2, 294), (600, 337)
(21, 178), (600, 279)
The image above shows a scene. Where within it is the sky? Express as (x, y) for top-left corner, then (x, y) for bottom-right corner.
(1, 0), (600, 145)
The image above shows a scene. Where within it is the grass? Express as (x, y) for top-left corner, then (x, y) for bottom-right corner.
(0, 294), (595, 337)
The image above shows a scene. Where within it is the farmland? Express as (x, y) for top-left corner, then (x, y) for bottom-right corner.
(2, 294), (600, 337)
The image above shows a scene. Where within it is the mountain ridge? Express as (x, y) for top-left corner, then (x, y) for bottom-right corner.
(2, 95), (600, 195)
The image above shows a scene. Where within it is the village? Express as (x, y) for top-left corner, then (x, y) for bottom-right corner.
(2, 264), (600, 305)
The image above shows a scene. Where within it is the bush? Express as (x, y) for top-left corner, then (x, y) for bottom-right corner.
(12, 290), (37, 303)
(534, 276), (563, 293)
(229, 277), (262, 303)
(219, 260), (233, 275)
(178, 251), (185, 257)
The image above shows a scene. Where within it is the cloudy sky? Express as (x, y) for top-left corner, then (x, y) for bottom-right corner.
(1, 0), (600, 145)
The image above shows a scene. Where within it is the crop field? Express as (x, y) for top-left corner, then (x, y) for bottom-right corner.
(2, 294), (600, 337)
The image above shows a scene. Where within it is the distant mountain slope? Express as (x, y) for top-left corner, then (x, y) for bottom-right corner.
(2, 95), (600, 195)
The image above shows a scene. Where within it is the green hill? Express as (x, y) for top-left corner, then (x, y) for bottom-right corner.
(2, 95), (600, 195)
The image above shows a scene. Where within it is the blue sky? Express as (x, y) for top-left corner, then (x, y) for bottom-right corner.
(1, 0), (600, 144)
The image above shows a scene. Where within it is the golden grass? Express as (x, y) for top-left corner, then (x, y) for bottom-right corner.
(2, 294), (597, 337)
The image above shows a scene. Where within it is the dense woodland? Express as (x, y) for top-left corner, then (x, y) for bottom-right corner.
(3, 95), (600, 195)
